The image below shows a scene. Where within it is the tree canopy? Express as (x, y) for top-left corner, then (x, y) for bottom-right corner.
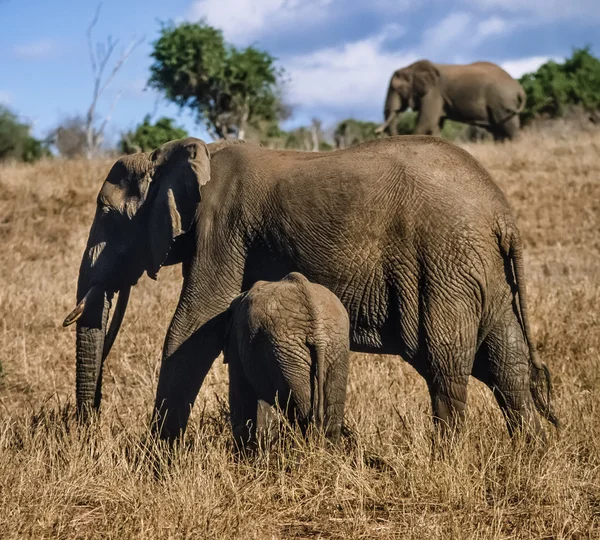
(148, 21), (285, 140)
(119, 115), (188, 154)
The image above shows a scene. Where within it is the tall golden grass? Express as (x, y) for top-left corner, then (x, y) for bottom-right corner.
(0, 131), (599, 539)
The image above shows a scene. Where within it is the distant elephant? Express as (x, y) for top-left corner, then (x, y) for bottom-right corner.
(64, 135), (557, 446)
(376, 60), (526, 141)
(224, 272), (350, 449)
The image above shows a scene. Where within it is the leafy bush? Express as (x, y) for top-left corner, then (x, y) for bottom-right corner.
(395, 112), (417, 135)
(392, 112), (469, 141)
(519, 47), (600, 125)
(0, 106), (49, 162)
(334, 119), (379, 148)
(119, 115), (189, 154)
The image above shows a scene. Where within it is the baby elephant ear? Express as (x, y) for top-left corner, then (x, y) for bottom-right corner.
(146, 137), (210, 279)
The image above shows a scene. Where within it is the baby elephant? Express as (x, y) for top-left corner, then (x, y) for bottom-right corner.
(224, 272), (350, 449)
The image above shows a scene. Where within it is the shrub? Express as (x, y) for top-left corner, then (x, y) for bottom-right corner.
(395, 111), (417, 135)
(0, 106), (49, 162)
(334, 119), (379, 148)
(119, 115), (189, 154)
(52, 116), (88, 159)
(519, 47), (600, 125)
(393, 112), (470, 141)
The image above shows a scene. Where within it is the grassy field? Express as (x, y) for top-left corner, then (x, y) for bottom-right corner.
(0, 130), (598, 539)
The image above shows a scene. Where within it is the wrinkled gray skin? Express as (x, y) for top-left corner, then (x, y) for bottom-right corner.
(224, 272), (350, 449)
(377, 60), (526, 141)
(65, 135), (557, 443)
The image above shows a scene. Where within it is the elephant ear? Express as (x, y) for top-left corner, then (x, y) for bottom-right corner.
(146, 138), (210, 279)
(411, 60), (441, 96)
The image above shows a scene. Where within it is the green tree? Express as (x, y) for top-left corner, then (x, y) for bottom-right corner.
(119, 115), (189, 154)
(0, 106), (49, 162)
(148, 21), (285, 140)
(519, 47), (600, 125)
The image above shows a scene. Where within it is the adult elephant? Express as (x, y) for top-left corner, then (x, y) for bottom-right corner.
(64, 135), (557, 443)
(376, 60), (526, 141)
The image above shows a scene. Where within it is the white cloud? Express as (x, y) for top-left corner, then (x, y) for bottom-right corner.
(421, 12), (516, 56)
(284, 25), (414, 113)
(421, 12), (473, 56)
(186, 0), (417, 44)
(0, 91), (12, 105)
(500, 55), (559, 78)
(187, 0), (334, 44)
(13, 40), (56, 60)
(462, 0), (600, 21)
(474, 16), (511, 41)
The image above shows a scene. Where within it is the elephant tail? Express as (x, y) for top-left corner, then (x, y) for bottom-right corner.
(501, 228), (560, 428)
(515, 87), (526, 113)
(308, 339), (326, 431)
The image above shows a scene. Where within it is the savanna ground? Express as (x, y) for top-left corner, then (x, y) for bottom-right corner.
(0, 128), (599, 539)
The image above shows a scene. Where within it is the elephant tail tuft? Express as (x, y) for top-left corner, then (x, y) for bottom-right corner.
(530, 361), (560, 428)
(500, 226), (560, 428)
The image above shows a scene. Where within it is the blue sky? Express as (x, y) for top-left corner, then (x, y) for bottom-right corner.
(1, 0), (598, 142)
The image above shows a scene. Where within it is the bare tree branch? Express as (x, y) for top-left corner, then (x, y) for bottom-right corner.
(87, 3), (102, 76)
(310, 117), (321, 152)
(84, 2), (144, 158)
(98, 37), (144, 99)
(95, 89), (123, 145)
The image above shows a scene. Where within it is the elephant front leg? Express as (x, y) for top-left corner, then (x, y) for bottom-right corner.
(415, 92), (444, 136)
(152, 314), (227, 443)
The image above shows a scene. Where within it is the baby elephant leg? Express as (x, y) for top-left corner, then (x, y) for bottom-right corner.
(228, 358), (259, 452)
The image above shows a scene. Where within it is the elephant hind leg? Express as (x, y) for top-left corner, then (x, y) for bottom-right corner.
(419, 309), (478, 438)
(425, 364), (471, 438)
(491, 114), (520, 142)
(502, 115), (521, 140)
(472, 309), (544, 440)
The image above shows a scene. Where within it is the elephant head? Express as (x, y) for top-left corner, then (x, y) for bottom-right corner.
(63, 137), (211, 422)
(376, 60), (441, 135)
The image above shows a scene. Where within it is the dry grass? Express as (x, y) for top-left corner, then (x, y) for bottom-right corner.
(0, 131), (599, 539)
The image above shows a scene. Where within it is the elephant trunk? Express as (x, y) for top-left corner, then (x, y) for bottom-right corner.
(66, 245), (132, 422)
(74, 286), (110, 422)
